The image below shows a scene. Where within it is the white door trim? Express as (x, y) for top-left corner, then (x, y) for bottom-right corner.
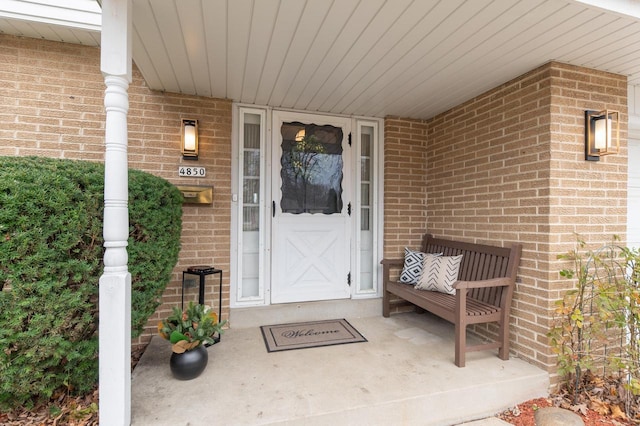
(628, 111), (640, 249)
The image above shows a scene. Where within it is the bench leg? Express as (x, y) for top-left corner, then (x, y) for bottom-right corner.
(498, 322), (509, 360)
(382, 290), (390, 318)
(455, 322), (465, 368)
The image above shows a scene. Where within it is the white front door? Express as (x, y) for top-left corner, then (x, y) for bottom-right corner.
(271, 111), (352, 303)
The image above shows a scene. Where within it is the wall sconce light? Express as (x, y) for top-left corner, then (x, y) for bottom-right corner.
(585, 110), (619, 161)
(181, 119), (199, 160)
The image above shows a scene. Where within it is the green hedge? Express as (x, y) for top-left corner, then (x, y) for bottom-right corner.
(0, 156), (183, 409)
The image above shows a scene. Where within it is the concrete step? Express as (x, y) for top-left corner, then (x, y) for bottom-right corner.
(132, 312), (548, 425)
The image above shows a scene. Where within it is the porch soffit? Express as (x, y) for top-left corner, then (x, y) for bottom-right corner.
(0, 0), (100, 45)
(1, 0), (640, 120)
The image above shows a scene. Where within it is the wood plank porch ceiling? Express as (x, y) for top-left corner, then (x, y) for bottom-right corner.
(2, 0), (640, 120)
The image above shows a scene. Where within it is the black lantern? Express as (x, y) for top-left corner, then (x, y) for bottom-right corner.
(182, 265), (223, 342)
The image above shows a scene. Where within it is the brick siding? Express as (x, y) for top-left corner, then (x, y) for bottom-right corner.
(382, 117), (428, 256)
(383, 61), (628, 379)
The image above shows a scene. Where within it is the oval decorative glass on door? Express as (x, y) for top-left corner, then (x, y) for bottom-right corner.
(280, 122), (343, 214)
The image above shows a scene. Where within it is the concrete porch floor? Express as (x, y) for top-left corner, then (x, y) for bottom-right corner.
(131, 311), (549, 425)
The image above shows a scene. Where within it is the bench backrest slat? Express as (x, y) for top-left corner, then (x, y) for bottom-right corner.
(421, 234), (522, 307)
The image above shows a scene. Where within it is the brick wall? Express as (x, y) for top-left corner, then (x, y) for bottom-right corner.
(0, 34), (232, 349)
(381, 118), (428, 314)
(425, 63), (556, 372)
(543, 63), (628, 380)
(382, 117), (428, 256)
(383, 61), (628, 378)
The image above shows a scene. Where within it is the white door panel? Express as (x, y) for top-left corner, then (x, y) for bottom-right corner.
(273, 216), (350, 302)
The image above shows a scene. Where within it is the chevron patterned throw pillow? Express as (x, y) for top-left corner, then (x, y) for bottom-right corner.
(416, 254), (463, 295)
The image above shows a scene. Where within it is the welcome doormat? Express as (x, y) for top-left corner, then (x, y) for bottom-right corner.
(260, 319), (367, 352)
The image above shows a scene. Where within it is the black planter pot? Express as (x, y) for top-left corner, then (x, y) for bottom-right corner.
(169, 345), (208, 380)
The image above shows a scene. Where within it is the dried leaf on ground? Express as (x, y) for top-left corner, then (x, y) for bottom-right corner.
(570, 403), (589, 416)
(588, 397), (610, 415)
(611, 404), (627, 420)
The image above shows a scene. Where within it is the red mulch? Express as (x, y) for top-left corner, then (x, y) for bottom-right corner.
(498, 372), (640, 425)
(498, 397), (631, 425)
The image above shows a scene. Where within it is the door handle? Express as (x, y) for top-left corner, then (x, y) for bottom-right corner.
(272, 201), (276, 218)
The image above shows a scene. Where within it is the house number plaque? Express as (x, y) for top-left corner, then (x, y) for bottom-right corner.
(178, 166), (206, 177)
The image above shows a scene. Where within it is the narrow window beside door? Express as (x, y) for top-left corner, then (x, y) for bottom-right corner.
(239, 111), (264, 300)
(358, 124), (376, 293)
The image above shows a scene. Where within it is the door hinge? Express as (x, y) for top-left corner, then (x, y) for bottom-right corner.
(347, 202), (351, 216)
(347, 272), (351, 286)
(348, 132), (352, 146)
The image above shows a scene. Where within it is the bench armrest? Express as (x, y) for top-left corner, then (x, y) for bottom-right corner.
(454, 277), (511, 290)
(381, 258), (404, 289)
(380, 258), (404, 266)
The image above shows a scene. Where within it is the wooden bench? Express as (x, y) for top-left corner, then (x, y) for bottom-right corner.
(381, 234), (522, 367)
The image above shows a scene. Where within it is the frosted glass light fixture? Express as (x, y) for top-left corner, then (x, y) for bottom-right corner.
(585, 110), (619, 161)
(181, 119), (199, 160)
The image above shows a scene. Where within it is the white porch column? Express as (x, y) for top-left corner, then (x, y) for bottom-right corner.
(99, 0), (132, 424)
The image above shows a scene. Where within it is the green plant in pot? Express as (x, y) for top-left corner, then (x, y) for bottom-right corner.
(158, 302), (227, 380)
